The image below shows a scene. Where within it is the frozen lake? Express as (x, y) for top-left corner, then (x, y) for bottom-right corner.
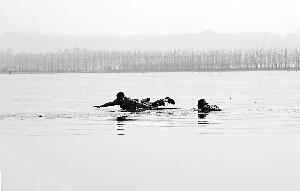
(1, 71), (300, 191)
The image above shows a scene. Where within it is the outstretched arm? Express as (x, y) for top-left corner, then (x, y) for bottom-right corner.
(100, 102), (117, 107)
(93, 100), (118, 108)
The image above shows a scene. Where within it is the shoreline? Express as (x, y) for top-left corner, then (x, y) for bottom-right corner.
(0, 68), (299, 74)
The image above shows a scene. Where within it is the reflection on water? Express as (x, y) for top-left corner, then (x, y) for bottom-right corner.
(116, 117), (126, 135)
(198, 121), (209, 124)
(198, 112), (208, 119)
(1, 106), (300, 137)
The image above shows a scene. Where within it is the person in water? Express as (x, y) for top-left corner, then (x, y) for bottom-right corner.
(94, 92), (175, 111)
(197, 99), (221, 113)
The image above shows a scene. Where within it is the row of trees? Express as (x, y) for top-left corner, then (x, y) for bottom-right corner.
(0, 48), (300, 73)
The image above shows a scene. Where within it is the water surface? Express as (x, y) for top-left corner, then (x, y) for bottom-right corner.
(1, 72), (300, 191)
(0, 71), (299, 136)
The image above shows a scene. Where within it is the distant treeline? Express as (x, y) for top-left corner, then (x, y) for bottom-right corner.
(0, 48), (300, 73)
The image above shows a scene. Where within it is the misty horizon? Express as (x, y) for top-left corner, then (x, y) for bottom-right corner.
(1, 0), (300, 36)
(1, 31), (300, 52)
(2, 30), (300, 37)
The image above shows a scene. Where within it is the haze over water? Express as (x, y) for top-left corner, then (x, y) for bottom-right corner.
(1, 71), (300, 191)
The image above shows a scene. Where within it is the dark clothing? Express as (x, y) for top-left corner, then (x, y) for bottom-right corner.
(198, 104), (221, 113)
(198, 99), (221, 113)
(98, 96), (175, 111)
(100, 97), (150, 111)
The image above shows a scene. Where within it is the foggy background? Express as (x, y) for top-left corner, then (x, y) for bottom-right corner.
(1, 0), (300, 52)
(1, 32), (300, 52)
(1, 0), (300, 35)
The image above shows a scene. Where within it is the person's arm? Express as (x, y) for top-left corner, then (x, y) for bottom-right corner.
(93, 99), (118, 108)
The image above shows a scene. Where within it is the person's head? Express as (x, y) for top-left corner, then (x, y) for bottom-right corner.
(116, 92), (125, 104)
(117, 92), (125, 98)
(198, 99), (207, 109)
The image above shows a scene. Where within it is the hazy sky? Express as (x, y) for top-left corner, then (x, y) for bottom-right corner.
(1, 0), (300, 35)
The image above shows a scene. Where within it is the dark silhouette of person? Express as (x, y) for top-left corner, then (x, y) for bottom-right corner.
(94, 92), (175, 111)
(198, 99), (221, 113)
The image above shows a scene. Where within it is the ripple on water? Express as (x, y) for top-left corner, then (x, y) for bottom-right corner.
(1, 106), (300, 137)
